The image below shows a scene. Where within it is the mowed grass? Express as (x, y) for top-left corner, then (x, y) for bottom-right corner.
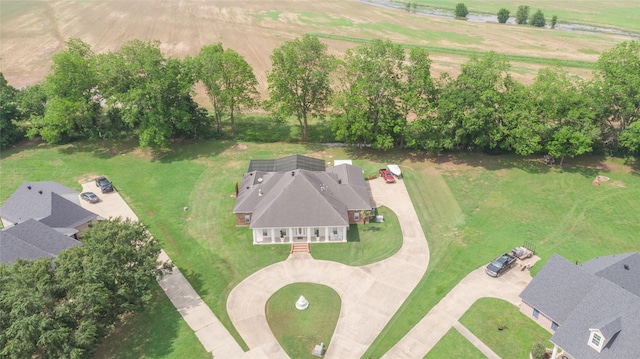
(266, 283), (341, 359)
(364, 153), (640, 357)
(311, 206), (403, 266)
(423, 328), (485, 359)
(1, 140), (638, 358)
(459, 298), (551, 358)
(94, 287), (209, 359)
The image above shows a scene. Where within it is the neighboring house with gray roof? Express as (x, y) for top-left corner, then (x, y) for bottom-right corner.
(0, 219), (82, 264)
(519, 253), (640, 359)
(233, 155), (373, 245)
(0, 181), (97, 234)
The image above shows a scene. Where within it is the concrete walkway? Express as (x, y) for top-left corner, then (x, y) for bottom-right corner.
(227, 177), (431, 358)
(453, 321), (500, 359)
(78, 183), (242, 358)
(382, 256), (539, 358)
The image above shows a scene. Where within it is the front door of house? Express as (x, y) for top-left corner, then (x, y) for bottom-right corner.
(296, 227), (306, 237)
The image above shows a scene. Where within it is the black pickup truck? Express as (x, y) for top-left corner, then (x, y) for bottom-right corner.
(485, 252), (517, 277)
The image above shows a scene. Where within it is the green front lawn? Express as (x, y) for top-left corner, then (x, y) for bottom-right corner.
(266, 283), (341, 359)
(423, 328), (486, 359)
(459, 298), (551, 358)
(311, 206), (402, 266)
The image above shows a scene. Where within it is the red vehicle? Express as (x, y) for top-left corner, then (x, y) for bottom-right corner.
(379, 169), (396, 183)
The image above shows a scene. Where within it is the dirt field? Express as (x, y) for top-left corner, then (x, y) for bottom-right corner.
(0, 0), (634, 97)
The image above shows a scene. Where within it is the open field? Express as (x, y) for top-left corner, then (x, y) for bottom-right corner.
(1, 137), (638, 357)
(1, 0), (636, 96)
(410, 0), (640, 33)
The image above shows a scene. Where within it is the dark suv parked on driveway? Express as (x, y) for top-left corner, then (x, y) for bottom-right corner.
(95, 176), (114, 193)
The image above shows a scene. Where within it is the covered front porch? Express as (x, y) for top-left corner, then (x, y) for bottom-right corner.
(253, 226), (347, 245)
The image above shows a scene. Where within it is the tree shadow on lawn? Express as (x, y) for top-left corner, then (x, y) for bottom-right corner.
(55, 137), (236, 163)
(95, 287), (184, 359)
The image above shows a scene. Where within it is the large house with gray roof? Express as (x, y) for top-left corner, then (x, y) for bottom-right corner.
(0, 181), (97, 264)
(233, 155), (373, 245)
(519, 253), (640, 359)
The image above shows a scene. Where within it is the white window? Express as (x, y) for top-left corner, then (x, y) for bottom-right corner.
(551, 322), (559, 331)
(262, 229), (268, 237)
(354, 211), (360, 220)
(333, 227), (338, 235)
(314, 228), (319, 237)
(533, 308), (539, 318)
(591, 333), (601, 347)
(244, 214), (250, 223)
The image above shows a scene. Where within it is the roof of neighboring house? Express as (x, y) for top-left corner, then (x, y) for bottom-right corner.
(520, 252), (640, 359)
(234, 163), (372, 229)
(248, 154), (326, 172)
(0, 181), (96, 229)
(0, 219), (82, 264)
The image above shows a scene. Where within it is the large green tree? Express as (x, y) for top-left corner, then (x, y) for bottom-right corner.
(195, 43), (259, 136)
(529, 67), (597, 164)
(592, 40), (640, 153)
(0, 73), (24, 148)
(0, 219), (168, 359)
(266, 34), (335, 141)
(333, 39), (407, 149)
(30, 39), (100, 144)
(97, 40), (206, 149)
(432, 52), (515, 152)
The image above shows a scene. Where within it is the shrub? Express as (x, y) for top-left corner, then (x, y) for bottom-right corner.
(532, 341), (546, 359)
(530, 9), (546, 27)
(454, 3), (469, 18)
(516, 5), (529, 24)
(497, 8), (510, 24)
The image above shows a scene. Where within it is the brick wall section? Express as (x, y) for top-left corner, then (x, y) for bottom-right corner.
(235, 213), (250, 226)
(348, 210), (364, 224)
(520, 301), (556, 334)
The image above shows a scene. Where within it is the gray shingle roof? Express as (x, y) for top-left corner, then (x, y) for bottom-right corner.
(580, 253), (640, 297)
(520, 252), (640, 359)
(549, 279), (640, 359)
(233, 163), (372, 229)
(0, 181), (96, 229)
(520, 254), (597, 323)
(248, 154), (326, 172)
(0, 219), (82, 264)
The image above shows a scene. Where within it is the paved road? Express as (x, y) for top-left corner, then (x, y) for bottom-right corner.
(227, 177), (431, 358)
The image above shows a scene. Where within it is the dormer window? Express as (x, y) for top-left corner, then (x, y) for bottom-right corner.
(588, 330), (604, 352)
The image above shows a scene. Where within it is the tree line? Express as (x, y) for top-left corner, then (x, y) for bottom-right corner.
(1, 37), (639, 160)
(0, 219), (169, 359)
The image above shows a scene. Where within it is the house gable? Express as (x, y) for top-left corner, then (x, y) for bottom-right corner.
(0, 219), (82, 264)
